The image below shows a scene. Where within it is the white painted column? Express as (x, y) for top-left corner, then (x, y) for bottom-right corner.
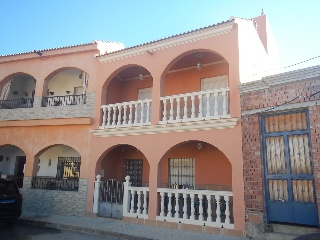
(122, 175), (132, 215)
(93, 174), (101, 213)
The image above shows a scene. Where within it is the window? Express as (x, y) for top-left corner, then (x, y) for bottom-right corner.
(168, 158), (195, 189)
(56, 157), (81, 178)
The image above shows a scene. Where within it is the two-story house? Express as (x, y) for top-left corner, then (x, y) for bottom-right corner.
(0, 13), (278, 237)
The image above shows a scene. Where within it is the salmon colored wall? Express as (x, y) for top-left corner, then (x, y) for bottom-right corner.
(106, 77), (153, 104)
(164, 62), (229, 96)
(0, 124), (92, 179)
(100, 146), (150, 184)
(160, 142), (232, 188)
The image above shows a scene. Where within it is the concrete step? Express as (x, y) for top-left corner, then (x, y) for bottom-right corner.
(270, 223), (320, 236)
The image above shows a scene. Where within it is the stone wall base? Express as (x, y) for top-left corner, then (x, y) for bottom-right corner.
(123, 216), (245, 237)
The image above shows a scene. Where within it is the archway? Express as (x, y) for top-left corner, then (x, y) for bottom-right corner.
(0, 73), (36, 109)
(100, 65), (153, 128)
(0, 144), (26, 187)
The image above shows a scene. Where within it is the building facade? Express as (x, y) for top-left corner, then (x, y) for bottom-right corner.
(0, 14), (279, 237)
(240, 66), (320, 238)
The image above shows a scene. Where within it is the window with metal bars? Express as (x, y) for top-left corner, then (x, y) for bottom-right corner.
(56, 157), (81, 178)
(168, 158), (195, 189)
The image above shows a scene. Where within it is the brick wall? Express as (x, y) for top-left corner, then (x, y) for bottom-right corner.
(241, 78), (320, 236)
(21, 177), (88, 216)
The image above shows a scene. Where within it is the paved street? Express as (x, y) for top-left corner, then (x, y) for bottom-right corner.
(0, 222), (121, 240)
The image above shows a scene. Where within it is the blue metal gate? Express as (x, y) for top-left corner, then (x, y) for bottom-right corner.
(262, 111), (318, 226)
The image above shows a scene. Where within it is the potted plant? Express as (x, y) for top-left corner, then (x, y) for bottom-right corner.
(12, 90), (19, 95)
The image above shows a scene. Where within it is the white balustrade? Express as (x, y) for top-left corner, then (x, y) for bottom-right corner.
(100, 99), (152, 129)
(156, 188), (234, 229)
(160, 88), (230, 124)
(123, 176), (149, 219)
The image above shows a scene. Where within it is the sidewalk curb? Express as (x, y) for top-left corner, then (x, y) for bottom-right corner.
(17, 218), (154, 240)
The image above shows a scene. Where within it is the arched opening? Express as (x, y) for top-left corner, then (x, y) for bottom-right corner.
(95, 144), (150, 219)
(160, 50), (230, 124)
(155, 140), (234, 228)
(97, 144), (150, 186)
(43, 68), (88, 107)
(32, 144), (81, 191)
(0, 73), (36, 109)
(0, 144), (26, 188)
(100, 65), (152, 128)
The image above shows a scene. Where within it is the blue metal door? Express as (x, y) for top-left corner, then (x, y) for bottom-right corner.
(262, 111), (318, 226)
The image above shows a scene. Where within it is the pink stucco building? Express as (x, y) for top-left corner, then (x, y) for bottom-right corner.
(0, 13), (287, 237)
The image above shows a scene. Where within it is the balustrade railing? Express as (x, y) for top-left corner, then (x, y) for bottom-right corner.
(123, 176), (149, 219)
(42, 94), (86, 107)
(160, 88), (229, 124)
(100, 99), (152, 129)
(157, 188), (234, 229)
(0, 98), (33, 109)
(31, 177), (79, 191)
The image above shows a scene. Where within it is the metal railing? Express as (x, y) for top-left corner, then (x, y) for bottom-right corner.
(31, 177), (79, 191)
(0, 98), (34, 109)
(41, 94), (86, 107)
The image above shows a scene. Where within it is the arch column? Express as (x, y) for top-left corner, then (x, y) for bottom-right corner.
(147, 158), (161, 219)
(150, 72), (163, 125)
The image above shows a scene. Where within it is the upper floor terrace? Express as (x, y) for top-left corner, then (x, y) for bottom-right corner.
(0, 14), (278, 132)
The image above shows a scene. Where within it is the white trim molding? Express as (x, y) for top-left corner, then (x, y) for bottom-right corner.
(97, 21), (235, 63)
(91, 118), (239, 137)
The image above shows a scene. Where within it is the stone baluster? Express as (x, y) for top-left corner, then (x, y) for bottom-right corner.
(128, 104), (133, 125)
(216, 195), (221, 224)
(169, 98), (174, 121)
(199, 194), (204, 221)
(191, 95), (195, 119)
(183, 193), (188, 219)
(143, 190), (148, 215)
(122, 105), (127, 125)
(137, 191), (142, 214)
(207, 194), (212, 222)
(130, 190), (135, 214)
(117, 105), (122, 126)
(134, 103), (138, 124)
(225, 196), (230, 225)
(167, 193), (173, 217)
(183, 96), (188, 120)
(101, 107), (107, 128)
(107, 106), (111, 127)
(146, 101), (150, 123)
(198, 94), (203, 118)
(112, 106), (117, 127)
(222, 91), (227, 116)
(190, 193), (195, 220)
(162, 99), (167, 122)
(205, 93), (210, 118)
(175, 193), (179, 219)
(214, 92), (219, 117)
(176, 97), (181, 121)
(160, 192), (165, 217)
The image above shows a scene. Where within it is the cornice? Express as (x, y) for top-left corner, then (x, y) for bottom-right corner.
(97, 21), (235, 63)
(91, 118), (239, 137)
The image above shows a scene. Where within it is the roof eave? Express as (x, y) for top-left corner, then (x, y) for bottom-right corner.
(97, 20), (235, 63)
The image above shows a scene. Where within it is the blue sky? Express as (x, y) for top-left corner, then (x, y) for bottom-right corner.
(1, 0), (319, 70)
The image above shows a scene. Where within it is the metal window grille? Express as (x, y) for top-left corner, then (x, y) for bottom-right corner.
(169, 158), (195, 189)
(56, 157), (81, 178)
(124, 159), (143, 187)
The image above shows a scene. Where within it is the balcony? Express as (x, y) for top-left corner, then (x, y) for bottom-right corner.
(42, 94), (86, 107)
(160, 88), (229, 124)
(100, 99), (152, 129)
(0, 97), (33, 109)
(99, 88), (230, 129)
